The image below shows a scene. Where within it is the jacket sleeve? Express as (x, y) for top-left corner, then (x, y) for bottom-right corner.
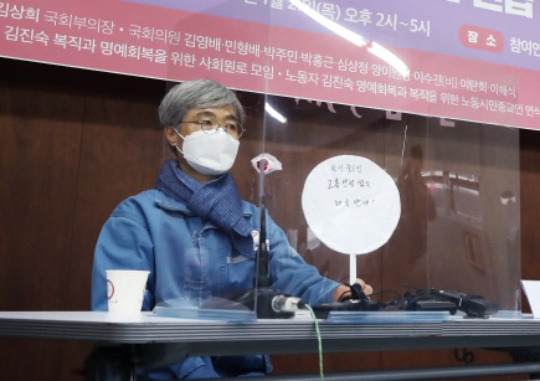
(266, 215), (340, 306)
(91, 211), (156, 311)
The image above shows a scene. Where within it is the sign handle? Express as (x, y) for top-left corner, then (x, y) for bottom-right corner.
(349, 254), (357, 285)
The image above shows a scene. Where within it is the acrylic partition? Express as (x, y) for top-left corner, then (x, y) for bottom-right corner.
(152, 0), (522, 316)
(248, 0), (523, 315)
(252, 95), (521, 313)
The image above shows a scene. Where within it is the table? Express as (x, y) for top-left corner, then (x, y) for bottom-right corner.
(1, 311), (540, 380)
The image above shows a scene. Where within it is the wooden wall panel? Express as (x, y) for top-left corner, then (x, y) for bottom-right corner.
(0, 58), (166, 380)
(0, 60), (84, 311)
(65, 71), (166, 310)
(0, 59), (87, 380)
(520, 129), (540, 285)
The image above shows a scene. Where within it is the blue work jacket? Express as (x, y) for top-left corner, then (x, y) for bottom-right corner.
(91, 189), (340, 378)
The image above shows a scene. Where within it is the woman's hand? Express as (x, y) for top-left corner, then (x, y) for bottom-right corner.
(332, 278), (373, 302)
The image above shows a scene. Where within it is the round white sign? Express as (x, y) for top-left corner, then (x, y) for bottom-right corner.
(301, 155), (401, 255)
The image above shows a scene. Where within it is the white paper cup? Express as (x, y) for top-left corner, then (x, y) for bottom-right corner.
(106, 270), (150, 313)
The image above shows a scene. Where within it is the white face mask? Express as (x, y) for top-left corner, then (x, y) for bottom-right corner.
(175, 129), (240, 176)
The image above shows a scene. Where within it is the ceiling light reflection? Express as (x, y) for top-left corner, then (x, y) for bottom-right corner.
(289, 0), (410, 78)
(367, 42), (410, 78)
(265, 102), (287, 123)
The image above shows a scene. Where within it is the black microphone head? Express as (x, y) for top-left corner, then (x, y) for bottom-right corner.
(257, 159), (269, 173)
(251, 154), (282, 174)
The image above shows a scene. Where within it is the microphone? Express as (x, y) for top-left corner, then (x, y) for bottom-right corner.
(255, 158), (270, 173)
(251, 153), (282, 175)
(271, 295), (305, 313)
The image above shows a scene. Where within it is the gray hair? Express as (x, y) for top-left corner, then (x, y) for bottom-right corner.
(158, 79), (245, 127)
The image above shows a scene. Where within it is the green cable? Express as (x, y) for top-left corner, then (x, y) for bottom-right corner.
(304, 304), (324, 381)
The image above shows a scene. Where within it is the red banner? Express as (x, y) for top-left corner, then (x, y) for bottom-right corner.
(1, 0), (539, 129)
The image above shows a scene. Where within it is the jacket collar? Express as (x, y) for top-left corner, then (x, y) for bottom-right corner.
(154, 189), (190, 213)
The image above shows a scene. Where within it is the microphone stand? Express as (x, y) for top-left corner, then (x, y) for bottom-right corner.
(201, 158), (295, 318)
(251, 159), (294, 319)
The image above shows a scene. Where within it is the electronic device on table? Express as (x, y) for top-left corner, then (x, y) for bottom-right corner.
(312, 285), (499, 319)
